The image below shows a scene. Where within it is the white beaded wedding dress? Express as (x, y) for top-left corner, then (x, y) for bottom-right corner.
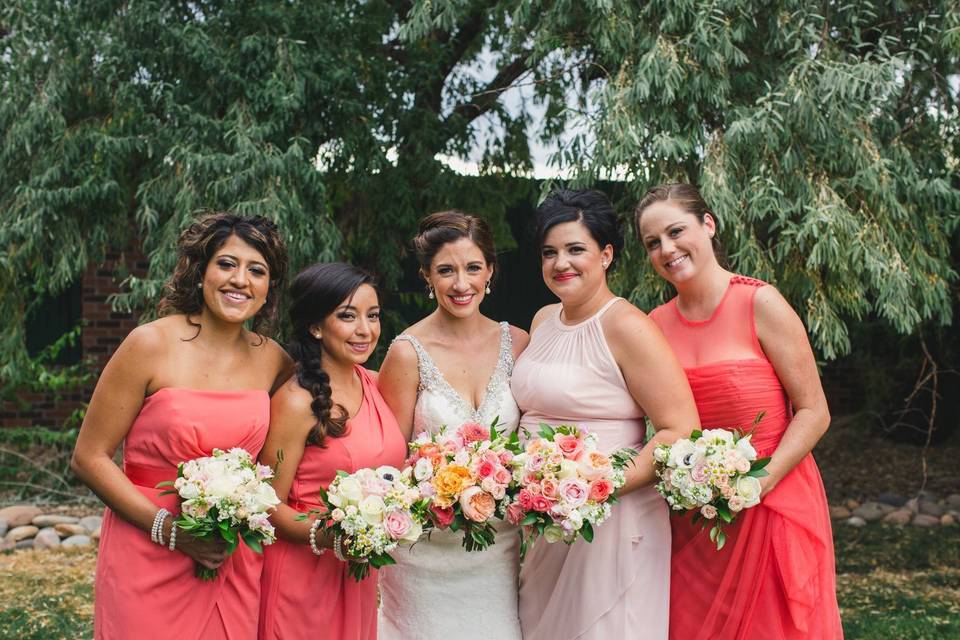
(378, 322), (523, 640)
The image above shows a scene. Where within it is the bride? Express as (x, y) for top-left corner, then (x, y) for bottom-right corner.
(377, 210), (528, 640)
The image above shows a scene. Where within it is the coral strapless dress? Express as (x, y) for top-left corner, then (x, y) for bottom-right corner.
(94, 388), (269, 640)
(650, 276), (843, 639)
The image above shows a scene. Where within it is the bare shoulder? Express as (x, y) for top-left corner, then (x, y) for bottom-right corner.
(754, 284), (801, 327)
(381, 335), (420, 371)
(508, 324), (530, 357)
(270, 377), (317, 430)
(601, 298), (657, 341)
(119, 318), (172, 358)
(529, 303), (561, 334)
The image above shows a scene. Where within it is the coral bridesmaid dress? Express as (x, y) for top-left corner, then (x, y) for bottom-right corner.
(95, 388), (270, 640)
(259, 366), (407, 640)
(512, 298), (671, 640)
(650, 276), (843, 639)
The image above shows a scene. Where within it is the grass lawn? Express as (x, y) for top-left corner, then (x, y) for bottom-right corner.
(1, 523), (958, 639)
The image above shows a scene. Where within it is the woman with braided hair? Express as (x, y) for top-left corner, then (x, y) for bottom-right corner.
(258, 262), (406, 640)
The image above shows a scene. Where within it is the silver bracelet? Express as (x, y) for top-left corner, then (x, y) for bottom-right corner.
(333, 533), (346, 562)
(167, 521), (178, 551)
(308, 519), (325, 556)
(151, 508), (171, 546)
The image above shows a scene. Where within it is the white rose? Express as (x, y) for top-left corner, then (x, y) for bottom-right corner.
(543, 524), (565, 544)
(178, 481), (201, 500)
(331, 508), (346, 522)
(701, 429), (735, 446)
(206, 472), (242, 499)
(557, 458), (578, 480)
(251, 482), (280, 511)
(338, 477), (364, 505)
(511, 453), (527, 468)
(359, 495), (386, 525)
(401, 519), (423, 544)
(735, 475), (762, 508)
(565, 509), (583, 530)
(453, 450), (470, 466)
(414, 457), (434, 482)
(735, 435), (757, 461)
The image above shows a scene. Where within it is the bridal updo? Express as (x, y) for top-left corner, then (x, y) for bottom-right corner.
(412, 210), (498, 273)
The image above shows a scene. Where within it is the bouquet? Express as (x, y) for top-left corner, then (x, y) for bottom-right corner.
(653, 419), (770, 550)
(317, 465), (431, 581)
(406, 421), (517, 551)
(159, 447), (280, 579)
(504, 423), (636, 559)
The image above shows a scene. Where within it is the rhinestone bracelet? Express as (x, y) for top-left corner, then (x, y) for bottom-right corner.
(167, 521), (178, 551)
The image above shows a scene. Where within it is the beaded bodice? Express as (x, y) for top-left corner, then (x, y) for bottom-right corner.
(393, 322), (520, 436)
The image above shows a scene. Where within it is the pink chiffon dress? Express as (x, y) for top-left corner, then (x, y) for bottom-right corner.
(259, 366), (407, 640)
(94, 388), (270, 640)
(650, 275), (843, 639)
(511, 298), (671, 640)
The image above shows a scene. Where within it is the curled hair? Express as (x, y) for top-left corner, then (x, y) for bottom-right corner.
(535, 189), (624, 272)
(634, 183), (726, 261)
(412, 210), (498, 276)
(158, 212), (288, 335)
(287, 262), (377, 447)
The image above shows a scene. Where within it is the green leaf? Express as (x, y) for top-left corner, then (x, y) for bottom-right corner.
(520, 513), (540, 526)
(580, 521), (594, 543)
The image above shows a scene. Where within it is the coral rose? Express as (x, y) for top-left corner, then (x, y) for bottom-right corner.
(517, 489), (535, 511)
(554, 434), (585, 461)
(531, 495), (554, 513)
(588, 478), (614, 502)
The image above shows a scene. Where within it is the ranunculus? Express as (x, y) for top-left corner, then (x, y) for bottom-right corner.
(554, 434), (585, 461)
(459, 486), (496, 522)
(588, 478), (614, 502)
(558, 477), (589, 508)
(384, 510), (413, 540)
(358, 495), (385, 525)
(540, 478), (559, 499)
(458, 422), (490, 444)
(577, 451), (612, 481)
(517, 489), (535, 510)
(735, 475), (762, 508)
(430, 505), (455, 528)
(543, 524), (565, 543)
(700, 504), (718, 519)
(505, 501), (526, 525)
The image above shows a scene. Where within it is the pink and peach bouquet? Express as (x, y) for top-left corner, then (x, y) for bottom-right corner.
(406, 420), (516, 551)
(503, 423), (636, 559)
(653, 418), (770, 550)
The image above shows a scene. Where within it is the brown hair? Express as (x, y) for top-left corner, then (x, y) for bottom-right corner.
(412, 210), (497, 275)
(634, 183), (726, 260)
(158, 212), (288, 334)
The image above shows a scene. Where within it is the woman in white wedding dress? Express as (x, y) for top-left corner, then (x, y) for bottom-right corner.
(377, 210), (528, 640)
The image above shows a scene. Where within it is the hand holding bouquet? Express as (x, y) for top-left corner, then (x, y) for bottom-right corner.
(406, 421), (516, 552)
(159, 447), (280, 579)
(317, 466), (431, 581)
(505, 423), (636, 559)
(653, 419), (770, 550)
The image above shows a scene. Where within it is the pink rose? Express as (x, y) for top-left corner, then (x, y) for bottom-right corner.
(458, 423), (490, 444)
(588, 478), (614, 502)
(477, 459), (497, 479)
(720, 484), (735, 499)
(540, 478), (559, 500)
(558, 478), (589, 508)
(531, 495), (554, 513)
(555, 434), (585, 460)
(459, 486), (496, 523)
(728, 495), (745, 512)
(527, 483), (542, 496)
(691, 461), (709, 484)
(494, 466), (512, 485)
(498, 450), (514, 465)
(505, 501), (526, 525)
(384, 511), (413, 540)
(430, 505), (455, 528)
(517, 489), (535, 511)
(700, 504), (718, 519)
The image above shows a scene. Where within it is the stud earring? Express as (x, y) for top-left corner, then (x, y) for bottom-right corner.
(601, 261), (609, 269)
(428, 286), (435, 300)
(312, 332), (322, 340)
(197, 282), (203, 289)
(485, 281), (491, 294)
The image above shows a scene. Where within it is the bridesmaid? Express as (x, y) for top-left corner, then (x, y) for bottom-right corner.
(513, 189), (699, 640)
(258, 263), (406, 640)
(635, 183), (842, 639)
(71, 213), (291, 639)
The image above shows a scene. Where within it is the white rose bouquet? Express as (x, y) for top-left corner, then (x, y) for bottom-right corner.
(312, 466), (432, 581)
(159, 447), (281, 579)
(653, 415), (770, 550)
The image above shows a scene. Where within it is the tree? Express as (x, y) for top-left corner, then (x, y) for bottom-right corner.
(1, 0), (957, 392)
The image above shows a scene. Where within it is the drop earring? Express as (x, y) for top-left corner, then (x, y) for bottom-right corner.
(485, 281), (491, 294)
(428, 286), (435, 300)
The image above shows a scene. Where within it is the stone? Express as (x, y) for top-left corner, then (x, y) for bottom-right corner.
(883, 510), (912, 525)
(0, 538), (14, 552)
(5, 525), (39, 542)
(0, 505), (42, 528)
(845, 516), (867, 527)
(54, 524), (88, 537)
(904, 498), (920, 514)
(877, 492), (907, 507)
(911, 514), (940, 527)
(829, 506), (851, 519)
(33, 528), (61, 550)
(845, 499), (860, 511)
(90, 526), (101, 540)
(62, 535), (92, 548)
(946, 494), (960, 510)
(79, 515), (103, 532)
(15, 539), (35, 550)
(0, 518), (7, 538)
(919, 501), (945, 517)
(941, 514), (956, 526)
(853, 501), (894, 522)
(32, 515), (80, 527)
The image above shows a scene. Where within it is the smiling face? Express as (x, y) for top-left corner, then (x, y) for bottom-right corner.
(540, 220), (613, 304)
(424, 237), (494, 319)
(200, 234), (271, 324)
(314, 283), (381, 367)
(638, 200), (718, 285)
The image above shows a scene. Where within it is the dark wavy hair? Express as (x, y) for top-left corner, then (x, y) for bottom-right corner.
(158, 212), (288, 335)
(412, 210), (498, 277)
(634, 183), (726, 262)
(535, 188), (624, 272)
(287, 262), (377, 447)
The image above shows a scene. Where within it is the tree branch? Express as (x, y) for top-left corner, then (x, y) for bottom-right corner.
(446, 50), (533, 125)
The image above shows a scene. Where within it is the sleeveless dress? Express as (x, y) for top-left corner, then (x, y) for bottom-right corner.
(649, 276), (842, 640)
(511, 298), (671, 640)
(95, 388), (269, 640)
(259, 366), (407, 640)
(378, 322), (523, 640)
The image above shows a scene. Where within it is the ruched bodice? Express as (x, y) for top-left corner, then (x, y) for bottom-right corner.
(96, 388), (270, 640)
(511, 298), (670, 640)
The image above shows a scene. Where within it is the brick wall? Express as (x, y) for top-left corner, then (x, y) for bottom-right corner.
(0, 249), (147, 428)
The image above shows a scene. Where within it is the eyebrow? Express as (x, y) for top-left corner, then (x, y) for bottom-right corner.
(541, 242), (588, 249)
(216, 253), (268, 269)
(337, 305), (381, 312)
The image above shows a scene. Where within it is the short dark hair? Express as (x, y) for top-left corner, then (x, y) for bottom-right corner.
(412, 210), (497, 273)
(535, 189), (624, 271)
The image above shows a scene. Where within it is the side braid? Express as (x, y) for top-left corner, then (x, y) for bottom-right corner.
(288, 330), (348, 447)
